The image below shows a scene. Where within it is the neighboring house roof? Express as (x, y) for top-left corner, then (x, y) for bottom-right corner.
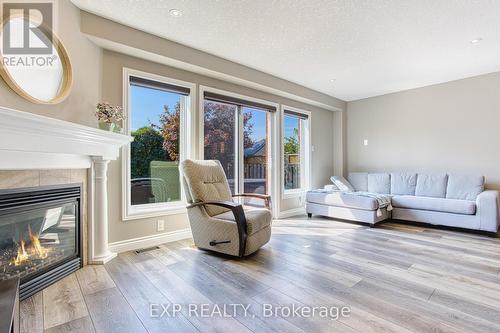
(244, 139), (266, 158)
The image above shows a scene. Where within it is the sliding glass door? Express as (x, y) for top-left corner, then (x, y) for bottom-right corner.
(242, 107), (269, 206)
(203, 92), (274, 208)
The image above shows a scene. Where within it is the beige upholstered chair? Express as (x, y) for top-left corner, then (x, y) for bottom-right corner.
(180, 159), (272, 257)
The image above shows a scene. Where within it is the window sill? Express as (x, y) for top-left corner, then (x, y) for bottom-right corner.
(123, 203), (187, 221)
(282, 189), (307, 200)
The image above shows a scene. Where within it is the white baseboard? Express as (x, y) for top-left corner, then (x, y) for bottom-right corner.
(277, 207), (306, 219)
(108, 228), (192, 253)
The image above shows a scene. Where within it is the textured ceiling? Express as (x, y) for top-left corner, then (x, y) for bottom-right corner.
(71, 0), (500, 101)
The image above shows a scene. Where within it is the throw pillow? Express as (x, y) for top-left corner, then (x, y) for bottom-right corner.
(330, 176), (355, 192)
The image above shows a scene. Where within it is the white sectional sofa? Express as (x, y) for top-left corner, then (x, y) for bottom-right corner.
(306, 172), (500, 233)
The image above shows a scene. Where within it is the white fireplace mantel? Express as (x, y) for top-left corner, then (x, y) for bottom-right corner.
(0, 106), (133, 264)
(0, 106), (132, 170)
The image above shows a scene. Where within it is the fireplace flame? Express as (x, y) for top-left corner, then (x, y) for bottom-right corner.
(29, 225), (49, 259)
(13, 240), (29, 266)
(11, 226), (50, 266)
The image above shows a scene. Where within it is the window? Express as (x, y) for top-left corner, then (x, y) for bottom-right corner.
(282, 107), (311, 197)
(123, 69), (194, 219)
(203, 89), (276, 207)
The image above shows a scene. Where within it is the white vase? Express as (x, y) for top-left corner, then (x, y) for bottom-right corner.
(98, 121), (115, 132)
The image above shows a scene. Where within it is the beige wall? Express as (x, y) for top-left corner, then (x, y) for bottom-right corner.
(347, 71), (500, 190)
(0, 1), (101, 126)
(102, 50), (343, 242)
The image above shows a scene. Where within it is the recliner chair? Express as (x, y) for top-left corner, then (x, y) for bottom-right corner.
(180, 159), (272, 257)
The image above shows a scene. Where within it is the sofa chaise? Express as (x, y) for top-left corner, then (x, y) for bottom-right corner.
(306, 172), (500, 233)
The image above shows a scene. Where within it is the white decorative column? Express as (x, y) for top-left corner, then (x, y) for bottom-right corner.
(89, 157), (116, 264)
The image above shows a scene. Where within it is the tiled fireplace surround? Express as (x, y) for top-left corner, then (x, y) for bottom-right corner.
(0, 169), (89, 264)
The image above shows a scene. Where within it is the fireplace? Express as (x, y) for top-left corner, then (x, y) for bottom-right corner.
(0, 184), (82, 300)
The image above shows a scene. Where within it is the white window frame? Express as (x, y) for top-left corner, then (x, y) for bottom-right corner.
(122, 68), (196, 220)
(281, 105), (312, 199)
(199, 86), (279, 217)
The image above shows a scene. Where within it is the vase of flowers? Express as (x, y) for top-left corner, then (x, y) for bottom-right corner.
(95, 102), (125, 133)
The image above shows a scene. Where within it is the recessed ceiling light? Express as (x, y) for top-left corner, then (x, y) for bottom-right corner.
(329, 79), (336, 83)
(169, 9), (182, 17)
(470, 38), (483, 44)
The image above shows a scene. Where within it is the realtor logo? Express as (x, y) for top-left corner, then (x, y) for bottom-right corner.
(1, 1), (53, 55)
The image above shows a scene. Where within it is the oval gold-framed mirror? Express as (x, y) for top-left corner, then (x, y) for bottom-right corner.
(0, 13), (73, 104)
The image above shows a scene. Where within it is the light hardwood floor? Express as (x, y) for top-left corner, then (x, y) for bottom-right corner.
(20, 217), (500, 333)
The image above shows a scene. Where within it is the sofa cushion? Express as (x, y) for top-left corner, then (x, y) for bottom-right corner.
(415, 173), (448, 198)
(368, 173), (390, 194)
(446, 174), (485, 201)
(348, 172), (368, 191)
(330, 176), (354, 192)
(215, 208), (272, 235)
(306, 191), (378, 211)
(392, 195), (476, 215)
(391, 172), (417, 195)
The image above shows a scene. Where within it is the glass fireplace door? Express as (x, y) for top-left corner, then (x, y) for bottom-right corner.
(0, 184), (82, 300)
(0, 201), (78, 282)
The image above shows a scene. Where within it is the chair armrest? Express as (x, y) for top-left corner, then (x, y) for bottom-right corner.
(187, 200), (241, 210)
(476, 190), (500, 232)
(187, 200), (248, 256)
(232, 193), (271, 209)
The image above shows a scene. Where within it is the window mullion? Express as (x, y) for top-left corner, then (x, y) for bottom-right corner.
(237, 106), (245, 195)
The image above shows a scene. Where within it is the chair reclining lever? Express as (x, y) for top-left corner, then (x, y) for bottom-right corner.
(209, 240), (231, 246)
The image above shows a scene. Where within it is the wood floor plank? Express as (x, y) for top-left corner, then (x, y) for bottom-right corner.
(225, 255), (458, 333)
(268, 236), (435, 300)
(251, 287), (357, 333)
(105, 254), (199, 333)
(42, 274), (88, 330)
(409, 263), (500, 297)
(20, 292), (43, 333)
(352, 279), (500, 333)
(162, 242), (273, 297)
(75, 265), (116, 296)
(332, 251), (500, 310)
(335, 229), (500, 276)
(252, 253), (480, 333)
(165, 258), (312, 333)
(252, 285), (413, 333)
(430, 289), (500, 326)
(325, 233), (500, 296)
(43, 316), (95, 333)
(132, 254), (253, 333)
(164, 240), (359, 332)
(369, 226), (500, 261)
(83, 287), (147, 333)
(343, 228), (500, 269)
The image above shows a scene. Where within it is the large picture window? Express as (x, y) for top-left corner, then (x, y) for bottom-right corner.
(123, 70), (193, 219)
(283, 107), (311, 197)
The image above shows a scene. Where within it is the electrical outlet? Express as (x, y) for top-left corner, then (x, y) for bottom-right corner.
(363, 139), (369, 146)
(157, 220), (165, 232)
